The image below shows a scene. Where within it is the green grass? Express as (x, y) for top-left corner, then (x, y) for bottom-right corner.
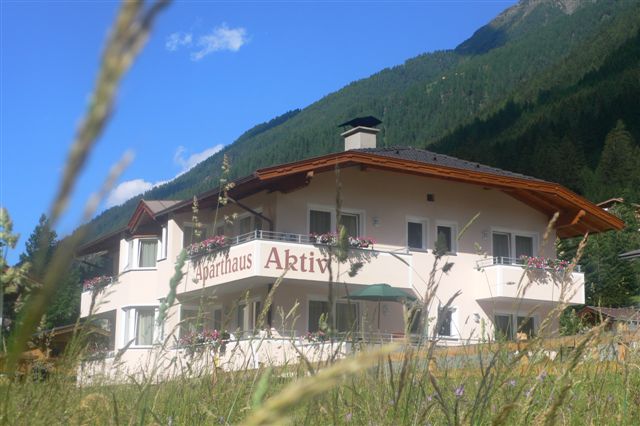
(2, 330), (639, 425)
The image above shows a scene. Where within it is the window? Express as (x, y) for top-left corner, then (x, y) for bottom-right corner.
(409, 308), (422, 334)
(407, 221), (425, 249)
(183, 224), (207, 248)
(239, 216), (252, 235)
(252, 301), (262, 329)
(135, 308), (155, 345)
(236, 304), (246, 332)
(492, 232), (511, 260)
(123, 307), (160, 347)
(493, 314), (536, 340)
(308, 300), (329, 332)
(437, 306), (454, 336)
(138, 239), (158, 268)
(235, 301), (262, 333)
(213, 308), (223, 331)
(310, 210), (331, 234)
(180, 306), (223, 337)
(126, 240), (134, 269)
(336, 302), (358, 332)
(339, 213), (360, 237)
(494, 314), (513, 340)
(515, 235), (534, 258)
(436, 225), (454, 253)
(123, 238), (160, 271)
(517, 316), (535, 339)
(215, 226), (225, 236)
(160, 226), (168, 260)
(492, 231), (537, 262)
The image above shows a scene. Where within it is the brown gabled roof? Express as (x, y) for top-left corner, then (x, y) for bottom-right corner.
(357, 147), (546, 182)
(127, 199), (183, 231)
(143, 200), (183, 214)
(253, 148), (624, 237)
(80, 147), (624, 253)
(579, 306), (640, 322)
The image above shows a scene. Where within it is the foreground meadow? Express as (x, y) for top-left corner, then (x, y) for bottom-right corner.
(2, 328), (639, 425)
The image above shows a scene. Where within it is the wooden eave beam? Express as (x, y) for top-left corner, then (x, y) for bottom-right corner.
(503, 189), (560, 218)
(556, 209), (586, 229)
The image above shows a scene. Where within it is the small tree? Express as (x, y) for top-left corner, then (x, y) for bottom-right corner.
(0, 208), (31, 346)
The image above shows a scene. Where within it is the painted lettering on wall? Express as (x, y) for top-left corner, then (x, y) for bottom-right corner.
(263, 247), (329, 273)
(195, 253), (253, 283)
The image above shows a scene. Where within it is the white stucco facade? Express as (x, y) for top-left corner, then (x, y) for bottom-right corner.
(76, 158), (595, 382)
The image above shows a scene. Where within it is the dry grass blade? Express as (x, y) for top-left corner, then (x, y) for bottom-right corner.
(50, 0), (170, 225)
(5, 152), (132, 371)
(4, 0), (170, 372)
(241, 344), (398, 425)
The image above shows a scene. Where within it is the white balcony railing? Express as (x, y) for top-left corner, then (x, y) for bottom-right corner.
(190, 230), (409, 254)
(476, 256), (581, 273)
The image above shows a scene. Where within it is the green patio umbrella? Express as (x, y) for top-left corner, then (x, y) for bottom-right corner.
(345, 283), (417, 328)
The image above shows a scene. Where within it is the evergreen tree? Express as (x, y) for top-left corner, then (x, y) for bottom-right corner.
(579, 203), (640, 307)
(593, 121), (640, 202)
(1, 209), (32, 340)
(16, 214), (83, 329)
(19, 214), (57, 278)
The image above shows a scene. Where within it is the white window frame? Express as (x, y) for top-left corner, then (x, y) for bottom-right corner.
(405, 216), (429, 251)
(435, 220), (458, 254)
(236, 297), (262, 333)
(436, 305), (459, 339)
(137, 238), (159, 269)
(158, 225), (168, 261)
(126, 239), (134, 270)
(306, 204), (366, 237)
(123, 237), (160, 271)
(121, 305), (161, 348)
(490, 227), (539, 261)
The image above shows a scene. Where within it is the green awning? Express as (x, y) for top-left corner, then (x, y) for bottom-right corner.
(345, 283), (417, 302)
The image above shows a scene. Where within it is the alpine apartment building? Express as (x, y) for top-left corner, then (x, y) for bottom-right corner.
(77, 117), (623, 379)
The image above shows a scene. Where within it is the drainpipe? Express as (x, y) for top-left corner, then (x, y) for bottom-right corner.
(227, 197), (274, 231)
(267, 283), (273, 327)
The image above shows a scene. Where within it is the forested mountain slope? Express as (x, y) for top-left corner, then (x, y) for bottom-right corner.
(84, 0), (640, 241)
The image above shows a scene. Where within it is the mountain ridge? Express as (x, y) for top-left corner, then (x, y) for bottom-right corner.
(82, 0), (640, 242)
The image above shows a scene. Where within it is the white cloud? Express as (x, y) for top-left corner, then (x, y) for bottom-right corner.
(165, 32), (192, 51)
(190, 24), (248, 61)
(174, 144), (224, 173)
(106, 179), (154, 208)
(105, 144), (224, 208)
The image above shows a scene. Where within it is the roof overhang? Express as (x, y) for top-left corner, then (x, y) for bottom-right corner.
(253, 151), (624, 238)
(80, 150), (624, 254)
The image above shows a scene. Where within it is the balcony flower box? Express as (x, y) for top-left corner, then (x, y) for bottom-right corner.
(520, 255), (570, 272)
(304, 330), (328, 343)
(309, 233), (376, 249)
(82, 275), (113, 293)
(186, 235), (228, 258)
(179, 329), (230, 356)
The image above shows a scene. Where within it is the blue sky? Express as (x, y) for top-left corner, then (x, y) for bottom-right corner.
(0, 0), (515, 263)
